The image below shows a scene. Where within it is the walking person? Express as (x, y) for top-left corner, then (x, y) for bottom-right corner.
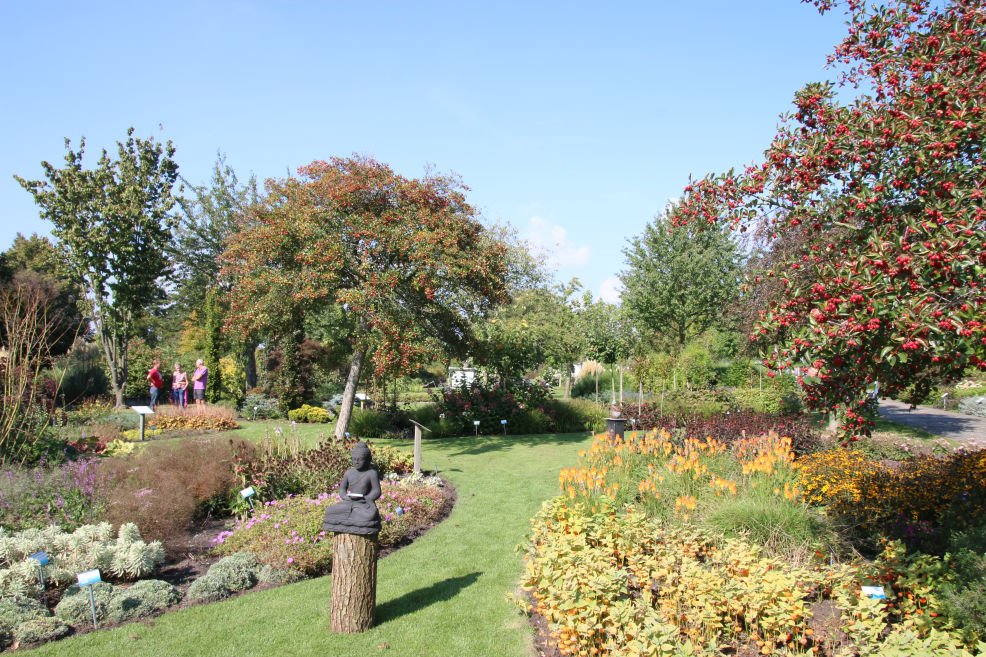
(172, 362), (188, 409)
(146, 359), (164, 410)
(192, 358), (209, 406)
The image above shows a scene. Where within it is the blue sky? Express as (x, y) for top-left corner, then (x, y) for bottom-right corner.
(0, 1), (848, 303)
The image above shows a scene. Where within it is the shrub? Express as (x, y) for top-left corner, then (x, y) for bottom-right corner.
(0, 596), (49, 629)
(0, 523), (164, 599)
(546, 398), (606, 433)
(106, 579), (182, 623)
(348, 408), (389, 437)
(240, 393), (282, 419)
(213, 479), (448, 575)
(258, 564), (305, 585)
(102, 438), (254, 547)
(239, 439), (350, 502)
(186, 552), (261, 601)
(959, 397), (986, 418)
(146, 405), (239, 432)
(54, 581), (115, 624)
(372, 445), (414, 475)
(619, 403), (820, 454)
(12, 617), (70, 645)
(287, 404), (331, 423)
(797, 448), (986, 553)
(432, 380), (559, 436)
(0, 456), (113, 532)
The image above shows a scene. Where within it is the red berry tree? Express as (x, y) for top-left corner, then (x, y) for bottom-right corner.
(670, 0), (985, 439)
(221, 156), (509, 438)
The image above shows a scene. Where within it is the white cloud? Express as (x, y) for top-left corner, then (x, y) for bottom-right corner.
(523, 216), (591, 268)
(598, 276), (623, 304)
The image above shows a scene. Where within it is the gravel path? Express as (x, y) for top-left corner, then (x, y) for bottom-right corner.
(878, 399), (986, 448)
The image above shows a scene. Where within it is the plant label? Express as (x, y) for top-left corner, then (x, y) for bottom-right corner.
(240, 486), (255, 498)
(29, 551), (49, 565)
(861, 586), (886, 599)
(77, 569), (101, 587)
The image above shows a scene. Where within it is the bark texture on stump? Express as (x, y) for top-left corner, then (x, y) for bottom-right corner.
(330, 532), (378, 633)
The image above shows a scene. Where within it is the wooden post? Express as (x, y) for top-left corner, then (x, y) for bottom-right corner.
(408, 420), (430, 475)
(330, 532), (378, 633)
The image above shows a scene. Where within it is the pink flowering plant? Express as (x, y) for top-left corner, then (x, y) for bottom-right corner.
(211, 479), (447, 575)
(434, 380), (557, 436)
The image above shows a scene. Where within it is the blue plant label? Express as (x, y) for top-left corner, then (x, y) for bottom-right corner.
(396, 507), (404, 515)
(77, 569), (101, 587)
(861, 586), (886, 599)
(500, 419), (507, 425)
(240, 486), (255, 498)
(29, 551), (49, 565)
(473, 420), (481, 426)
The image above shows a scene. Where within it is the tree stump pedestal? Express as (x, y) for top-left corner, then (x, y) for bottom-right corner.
(329, 532), (378, 633)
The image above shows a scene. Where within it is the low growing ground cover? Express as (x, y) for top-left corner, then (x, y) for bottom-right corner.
(520, 429), (986, 656)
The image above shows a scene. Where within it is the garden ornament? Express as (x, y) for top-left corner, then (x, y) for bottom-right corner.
(322, 441), (382, 535)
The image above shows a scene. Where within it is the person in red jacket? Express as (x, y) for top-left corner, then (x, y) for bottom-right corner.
(146, 359), (164, 410)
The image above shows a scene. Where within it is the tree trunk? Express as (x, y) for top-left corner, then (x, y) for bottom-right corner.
(563, 364), (572, 399)
(329, 532), (378, 633)
(594, 371), (599, 402)
(335, 347), (368, 442)
(610, 367), (615, 402)
(242, 338), (258, 391)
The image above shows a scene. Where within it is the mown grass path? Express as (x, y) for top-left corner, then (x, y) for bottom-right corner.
(32, 432), (593, 657)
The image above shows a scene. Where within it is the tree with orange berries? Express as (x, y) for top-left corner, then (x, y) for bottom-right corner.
(221, 156), (509, 439)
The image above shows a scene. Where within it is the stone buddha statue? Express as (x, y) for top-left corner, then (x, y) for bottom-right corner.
(322, 441), (382, 535)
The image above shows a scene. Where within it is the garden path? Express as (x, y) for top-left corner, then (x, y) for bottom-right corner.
(878, 399), (986, 448)
(29, 432), (594, 657)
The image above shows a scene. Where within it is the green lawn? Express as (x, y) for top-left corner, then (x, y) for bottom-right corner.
(32, 430), (594, 657)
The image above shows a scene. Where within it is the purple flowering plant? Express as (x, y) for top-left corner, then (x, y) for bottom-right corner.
(211, 479), (446, 575)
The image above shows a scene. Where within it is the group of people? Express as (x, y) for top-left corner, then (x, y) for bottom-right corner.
(145, 359), (208, 410)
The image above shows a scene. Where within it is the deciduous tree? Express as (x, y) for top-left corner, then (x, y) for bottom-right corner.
(621, 208), (742, 351)
(668, 0), (986, 438)
(222, 156), (508, 439)
(16, 129), (180, 407)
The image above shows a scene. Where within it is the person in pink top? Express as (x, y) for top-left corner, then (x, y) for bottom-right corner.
(191, 358), (209, 406)
(171, 362), (188, 409)
(145, 359), (164, 410)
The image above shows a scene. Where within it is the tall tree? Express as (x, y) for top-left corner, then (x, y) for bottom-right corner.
(667, 0), (986, 438)
(222, 156), (509, 439)
(0, 233), (88, 357)
(621, 208), (742, 351)
(176, 154), (261, 389)
(16, 128), (180, 406)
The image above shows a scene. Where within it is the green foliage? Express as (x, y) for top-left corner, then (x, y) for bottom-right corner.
(287, 404), (331, 424)
(0, 523), (164, 599)
(221, 156), (510, 442)
(54, 581), (115, 625)
(204, 288), (225, 404)
(16, 128), (180, 406)
(106, 579), (182, 623)
(0, 596), (50, 630)
(241, 393), (283, 419)
(12, 617), (71, 646)
(213, 480), (447, 575)
(347, 407), (389, 437)
(621, 208), (742, 351)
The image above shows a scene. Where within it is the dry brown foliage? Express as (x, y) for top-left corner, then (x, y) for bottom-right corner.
(102, 437), (257, 551)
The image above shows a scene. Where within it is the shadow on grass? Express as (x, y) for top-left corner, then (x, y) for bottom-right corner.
(375, 571), (482, 624)
(440, 432), (591, 457)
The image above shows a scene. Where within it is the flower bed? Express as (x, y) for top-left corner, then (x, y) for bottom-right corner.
(212, 477), (449, 575)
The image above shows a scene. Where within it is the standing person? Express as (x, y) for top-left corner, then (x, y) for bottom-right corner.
(146, 359), (164, 410)
(172, 362), (188, 409)
(192, 358), (209, 406)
